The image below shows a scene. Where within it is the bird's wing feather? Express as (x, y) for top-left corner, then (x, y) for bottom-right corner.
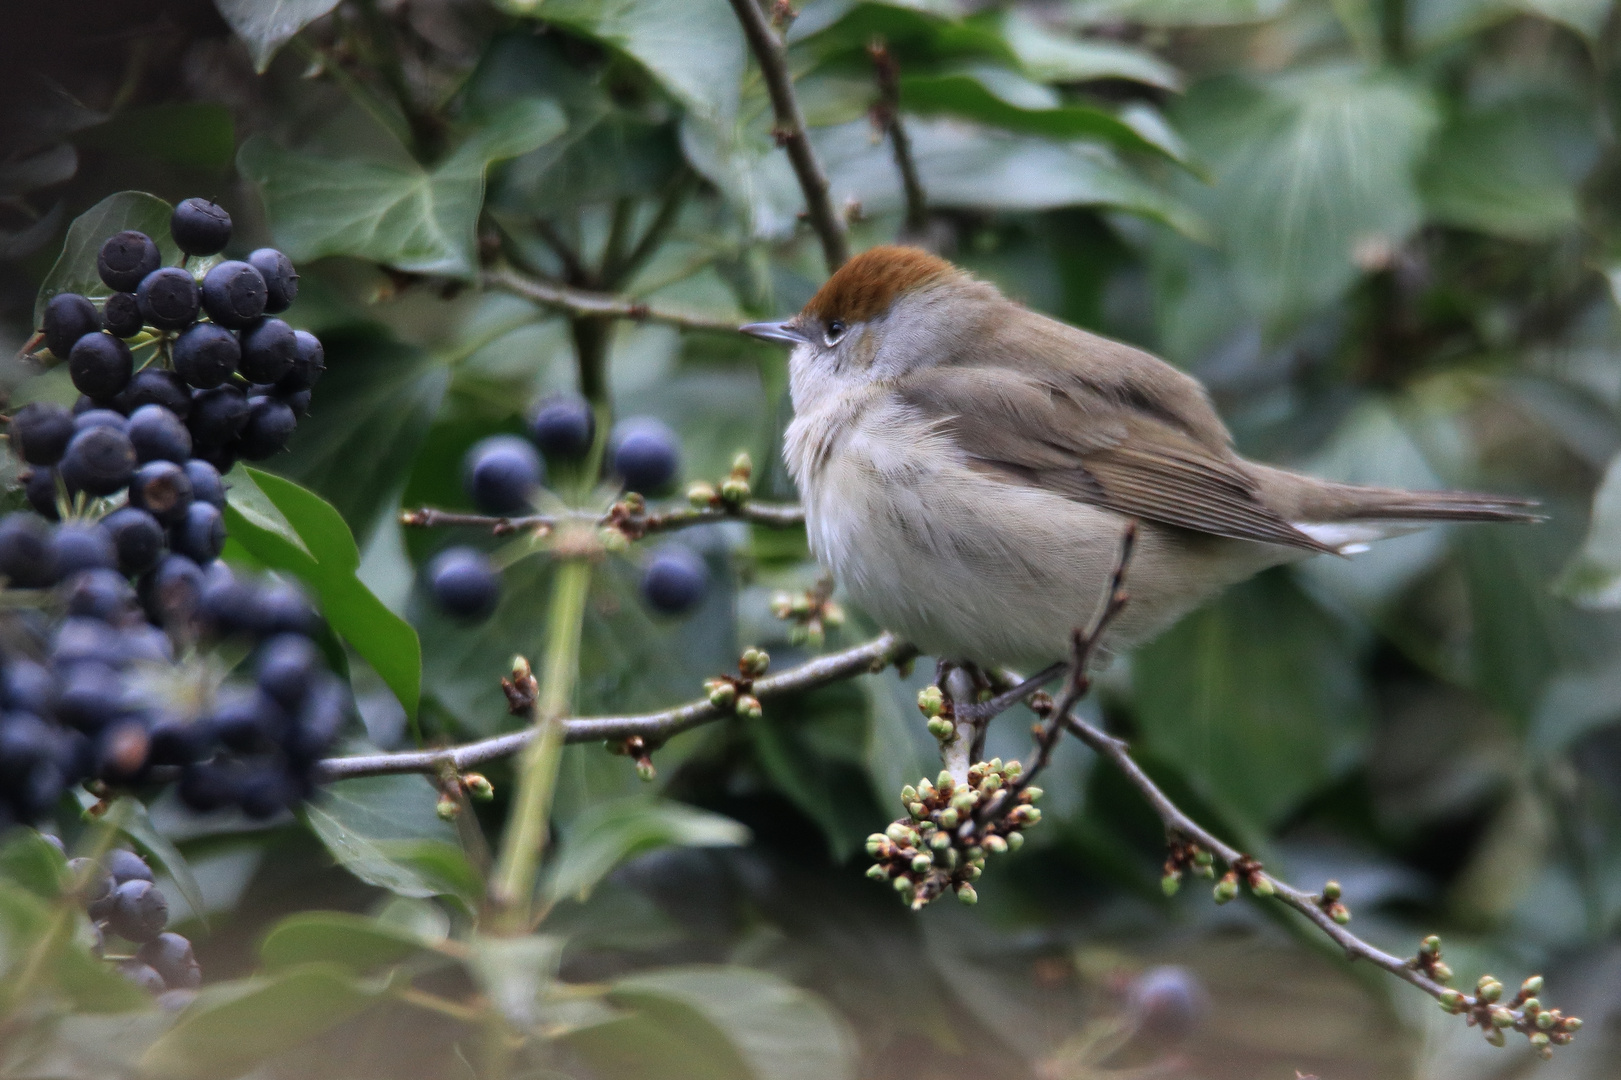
(896, 360), (1333, 553)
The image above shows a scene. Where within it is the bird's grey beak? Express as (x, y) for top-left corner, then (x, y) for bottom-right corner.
(740, 320), (807, 346)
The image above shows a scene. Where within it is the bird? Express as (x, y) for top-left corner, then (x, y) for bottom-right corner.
(741, 246), (1539, 671)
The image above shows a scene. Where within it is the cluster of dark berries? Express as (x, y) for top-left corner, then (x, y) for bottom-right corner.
(66, 844), (201, 998)
(0, 200), (350, 827)
(864, 759), (1041, 908)
(36, 197), (321, 479)
(426, 392), (702, 621)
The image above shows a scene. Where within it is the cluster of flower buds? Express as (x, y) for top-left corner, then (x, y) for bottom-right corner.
(605, 735), (659, 781)
(1435, 966), (1582, 1057)
(769, 581), (843, 647)
(916, 684), (954, 742)
(686, 451), (754, 509)
(1160, 837), (1214, 896)
(703, 646), (770, 720)
(1315, 879), (1350, 925)
(864, 759), (1040, 908)
(435, 771), (495, 819)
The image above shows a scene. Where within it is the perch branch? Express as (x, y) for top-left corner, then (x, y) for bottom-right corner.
(316, 633), (908, 781)
(482, 268), (740, 334)
(726, 0), (850, 272)
(868, 39), (928, 236)
(400, 499), (805, 536)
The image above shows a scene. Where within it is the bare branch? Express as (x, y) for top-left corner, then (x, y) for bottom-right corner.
(483, 267), (741, 334)
(868, 39), (928, 236)
(316, 633), (909, 781)
(399, 499), (806, 537)
(726, 0), (850, 272)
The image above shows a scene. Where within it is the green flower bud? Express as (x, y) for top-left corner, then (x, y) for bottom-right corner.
(912, 854), (933, 874)
(1250, 876), (1275, 898)
(1212, 875), (1238, 904)
(937, 808), (959, 830)
(893, 876), (914, 896)
(1004, 760), (1023, 778)
(957, 883), (978, 905)
(936, 771), (955, 792)
(1562, 1017), (1582, 1032)
(1522, 998), (1541, 1015)
(1321, 880), (1342, 902)
(1536, 1010), (1555, 1031)
(885, 822), (915, 846)
(965, 846), (984, 864)
(1006, 831), (1024, 851)
(865, 834), (888, 857)
(706, 680), (737, 710)
(1192, 848), (1214, 867)
(1490, 1007), (1515, 1028)
(1529, 1032), (1550, 1050)
(963, 864), (981, 880)
(866, 864), (888, 880)
(730, 451), (753, 478)
(930, 831), (951, 851)
(927, 717), (955, 740)
(900, 785), (918, 803)
(1420, 935), (1442, 956)
(1483, 1027), (1505, 1048)
(687, 481), (718, 507)
(1329, 903), (1351, 925)
(1521, 975), (1543, 996)
(1024, 786), (1043, 803)
(984, 835), (1008, 854)
(600, 528), (630, 553)
(951, 791), (977, 815)
(736, 694), (763, 720)
(636, 758), (657, 782)
(1439, 990), (1465, 1013)
(463, 773), (494, 801)
(1432, 962), (1453, 984)
(1477, 977), (1502, 1003)
(435, 794), (459, 821)
(917, 686), (945, 718)
(740, 648), (770, 677)
(720, 476), (751, 503)
(979, 773), (1002, 794)
(1161, 872), (1181, 897)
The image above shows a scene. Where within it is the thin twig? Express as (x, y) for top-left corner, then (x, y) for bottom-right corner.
(868, 39), (928, 236)
(482, 267), (741, 333)
(316, 633), (909, 781)
(399, 499), (806, 536)
(726, 0), (850, 272)
(617, 169), (698, 284)
(533, 219), (590, 286)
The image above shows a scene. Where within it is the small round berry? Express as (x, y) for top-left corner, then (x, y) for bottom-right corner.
(128, 461), (195, 524)
(142, 554), (205, 628)
(102, 507), (166, 575)
(120, 368), (192, 418)
(608, 417), (680, 494)
(199, 260), (267, 328)
(288, 674), (348, 761)
(3, 661), (57, 717)
(639, 545), (709, 615)
(24, 468), (61, 520)
(171, 501), (225, 564)
(50, 522), (118, 578)
(238, 767), (296, 820)
(249, 249), (298, 313)
(173, 323), (240, 390)
(104, 848), (155, 885)
(528, 393), (595, 460)
(236, 396), (297, 460)
(125, 404), (192, 464)
(238, 318), (297, 384)
(463, 435), (542, 515)
(184, 459), (226, 508)
(209, 688), (287, 753)
(278, 388), (312, 417)
(427, 547), (500, 620)
(98, 231), (161, 292)
(1128, 966), (1210, 1045)
(278, 330), (325, 391)
(198, 563), (262, 637)
(259, 581), (318, 637)
(59, 425), (137, 496)
(256, 633), (320, 710)
(10, 401), (75, 466)
(63, 567), (139, 622)
(0, 512), (56, 587)
(178, 761), (237, 813)
(107, 879), (168, 942)
(135, 268), (200, 332)
(147, 715), (213, 767)
(117, 961), (166, 993)
(169, 198), (231, 256)
(74, 408), (125, 432)
(137, 932), (201, 990)
(68, 332), (133, 401)
(188, 385), (249, 447)
(101, 292), (143, 338)
(42, 293), (99, 359)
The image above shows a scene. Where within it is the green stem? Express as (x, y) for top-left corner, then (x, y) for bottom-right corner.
(487, 556), (593, 931)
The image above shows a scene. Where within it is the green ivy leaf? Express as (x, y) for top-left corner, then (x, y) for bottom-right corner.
(139, 965), (382, 1080)
(303, 774), (475, 902)
(1001, 11), (1180, 90)
(260, 911), (433, 974)
(224, 467), (421, 717)
(0, 829), (67, 899)
(212, 0), (342, 72)
(34, 191), (174, 328)
(238, 98), (565, 277)
(542, 797), (748, 905)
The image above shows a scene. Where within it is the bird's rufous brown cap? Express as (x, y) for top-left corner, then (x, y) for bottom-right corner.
(802, 246), (958, 325)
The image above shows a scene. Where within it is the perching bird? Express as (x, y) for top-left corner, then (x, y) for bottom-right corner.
(742, 246), (1538, 669)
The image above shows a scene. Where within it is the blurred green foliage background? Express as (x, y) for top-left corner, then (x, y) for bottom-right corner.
(4, 1), (1621, 1078)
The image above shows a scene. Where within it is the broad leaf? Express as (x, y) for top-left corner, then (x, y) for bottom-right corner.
(139, 966), (381, 1080)
(543, 797), (748, 905)
(303, 773), (475, 901)
(1132, 570), (1371, 830)
(225, 467), (421, 717)
(1560, 452), (1621, 609)
(467, 934), (565, 1029)
(1070, 0), (1291, 24)
(213, 0), (341, 71)
(34, 191), (175, 328)
(238, 98), (565, 277)
(1002, 12), (1180, 90)
(261, 911), (432, 973)
(0, 829), (66, 899)
(494, 0), (746, 123)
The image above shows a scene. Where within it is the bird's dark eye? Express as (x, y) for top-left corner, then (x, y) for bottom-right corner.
(825, 319), (846, 345)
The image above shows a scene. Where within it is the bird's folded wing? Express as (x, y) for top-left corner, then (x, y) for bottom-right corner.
(896, 364), (1333, 553)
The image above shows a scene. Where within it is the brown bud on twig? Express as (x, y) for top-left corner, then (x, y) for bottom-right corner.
(502, 656), (537, 716)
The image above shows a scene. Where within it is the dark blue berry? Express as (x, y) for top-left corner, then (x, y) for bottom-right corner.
(60, 425), (136, 496)
(64, 568), (139, 622)
(239, 767), (296, 820)
(248, 249), (298, 313)
(49, 522), (117, 578)
(209, 688), (286, 752)
(256, 634), (319, 710)
(98, 231), (160, 293)
(11, 401), (75, 466)
(184, 459), (226, 509)
(54, 663), (126, 732)
(120, 369), (191, 418)
(42, 293), (99, 359)
(68, 332), (133, 401)
(462, 435), (542, 515)
(3, 661), (57, 716)
(288, 674), (347, 761)
(173, 323), (240, 390)
(104, 849), (155, 885)
(639, 544), (709, 615)
(125, 405), (192, 464)
(102, 292), (143, 338)
(427, 547), (499, 620)
(107, 878), (167, 942)
(142, 554), (205, 628)
(0, 512), (57, 587)
(171, 502), (224, 564)
(609, 417), (680, 494)
(117, 961), (166, 993)
(137, 932), (201, 990)
(200, 259), (267, 328)
(199, 563), (262, 637)
(23, 468), (60, 520)
(528, 393), (595, 460)
(74, 409), (125, 432)
(136, 268), (200, 332)
(278, 330), (324, 391)
(169, 198), (231, 256)
(1128, 966), (1209, 1045)
(188, 385), (249, 447)
(102, 507), (166, 575)
(147, 715), (213, 767)
(278, 388), (312, 417)
(178, 761), (236, 813)
(236, 396), (296, 460)
(238, 319), (297, 384)
(128, 461), (194, 524)
(259, 581), (318, 637)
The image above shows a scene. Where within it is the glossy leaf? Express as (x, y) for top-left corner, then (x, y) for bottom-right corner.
(238, 98), (565, 277)
(139, 965), (381, 1080)
(0, 829), (66, 899)
(468, 934), (565, 1029)
(260, 911), (432, 973)
(33, 190), (174, 327)
(303, 774), (472, 900)
(543, 797), (748, 904)
(1132, 570), (1371, 830)
(225, 467), (421, 717)
(213, 0), (341, 71)
(1002, 11), (1180, 89)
